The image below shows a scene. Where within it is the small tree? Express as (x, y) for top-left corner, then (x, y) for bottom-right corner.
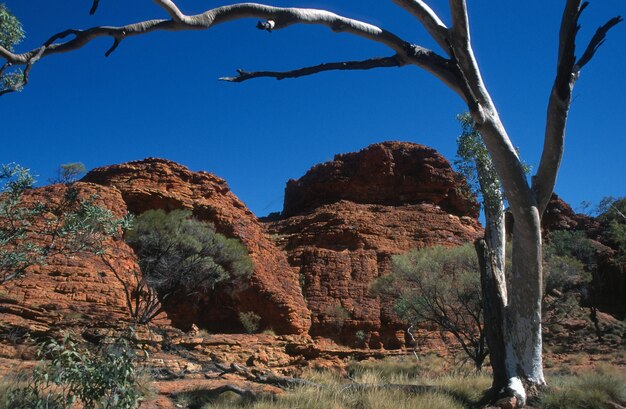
(596, 197), (626, 263)
(50, 162), (87, 184)
(543, 230), (595, 294)
(373, 244), (488, 371)
(122, 209), (253, 324)
(0, 163), (128, 284)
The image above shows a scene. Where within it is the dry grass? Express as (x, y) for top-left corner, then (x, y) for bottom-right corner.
(537, 366), (626, 409)
(172, 359), (492, 409)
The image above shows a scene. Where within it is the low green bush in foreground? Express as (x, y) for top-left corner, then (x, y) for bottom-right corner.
(0, 334), (147, 409)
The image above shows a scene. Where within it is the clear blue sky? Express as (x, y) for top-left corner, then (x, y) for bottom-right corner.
(2, 0), (625, 217)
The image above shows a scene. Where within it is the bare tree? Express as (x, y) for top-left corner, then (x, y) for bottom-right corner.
(0, 0), (621, 404)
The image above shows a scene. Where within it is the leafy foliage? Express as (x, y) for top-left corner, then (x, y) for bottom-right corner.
(51, 162), (87, 184)
(543, 230), (595, 293)
(0, 163), (130, 284)
(0, 3), (25, 94)
(123, 210), (253, 322)
(595, 197), (626, 263)
(5, 333), (145, 409)
(239, 311), (262, 334)
(455, 113), (502, 216)
(372, 244), (487, 370)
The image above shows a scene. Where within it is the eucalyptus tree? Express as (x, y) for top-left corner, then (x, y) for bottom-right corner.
(0, 2), (24, 94)
(455, 112), (509, 393)
(0, 0), (621, 404)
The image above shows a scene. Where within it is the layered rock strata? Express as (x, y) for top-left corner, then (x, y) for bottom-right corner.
(267, 142), (483, 347)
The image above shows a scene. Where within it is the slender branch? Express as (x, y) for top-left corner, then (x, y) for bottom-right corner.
(576, 16), (623, 71)
(0, 2), (460, 96)
(391, 0), (449, 52)
(89, 0), (100, 15)
(219, 55), (403, 82)
(448, 0), (470, 44)
(535, 0), (622, 214)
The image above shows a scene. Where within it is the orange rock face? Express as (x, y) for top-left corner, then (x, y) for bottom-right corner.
(266, 142), (483, 347)
(283, 141), (479, 218)
(82, 158), (311, 335)
(0, 183), (140, 346)
(1, 143), (484, 351)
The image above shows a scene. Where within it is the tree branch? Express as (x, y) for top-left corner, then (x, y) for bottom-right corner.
(0, 2), (461, 96)
(89, 0), (100, 15)
(448, 0), (470, 44)
(534, 0), (622, 214)
(219, 55), (403, 82)
(391, 0), (449, 52)
(576, 15), (623, 71)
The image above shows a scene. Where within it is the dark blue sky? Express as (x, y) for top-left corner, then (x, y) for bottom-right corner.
(2, 0), (625, 217)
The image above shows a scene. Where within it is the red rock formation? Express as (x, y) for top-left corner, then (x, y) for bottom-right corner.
(267, 142), (483, 348)
(542, 193), (597, 233)
(283, 141), (479, 218)
(83, 159), (310, 335)
(0, 183), (141, 354)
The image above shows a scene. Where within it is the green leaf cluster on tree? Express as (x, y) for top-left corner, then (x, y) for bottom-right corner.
(543, 230), (595, 294)
(596, 197), (626, 263)
(5, 333), (145, 409)
(0, 163), (131, 284)
(0, 3), (24, 94)
(372, 244), (488, 371)
(123, 209), (253, 321)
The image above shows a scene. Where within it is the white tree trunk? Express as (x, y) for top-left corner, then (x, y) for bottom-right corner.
(505, 209), (546, 403)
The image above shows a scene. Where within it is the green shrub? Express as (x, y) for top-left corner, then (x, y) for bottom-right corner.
(372, 244), (487, 371)
(3, 333), (145, 409)
(0, 163), (130, 285)
(239, 311), (261, 334)
(123, 210), (253, 323)
(323, 304), (350, 328)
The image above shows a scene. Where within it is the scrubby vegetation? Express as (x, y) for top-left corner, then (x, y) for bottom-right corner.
(121, 209), (253, 324)
(372, 244), (488, 370)
(1, 333), (147, 409)
(0, 163), (130, 284)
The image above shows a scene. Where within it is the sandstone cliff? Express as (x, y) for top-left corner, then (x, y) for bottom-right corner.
(83, 158), (310, 335)
(0, 183), (139, 358)
(267, 142), (483, 347)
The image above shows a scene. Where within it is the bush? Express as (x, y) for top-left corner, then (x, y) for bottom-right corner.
(323, 304), (350, 329)
(239, 311), (261, 334)
(0, 163), (130, 285)
(372, 244), (487, 371)
(124, 209), (252, 308)
(543, 230), (595, 294)
(3, 333), (145, 409)
(596, 197), (626, 263)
